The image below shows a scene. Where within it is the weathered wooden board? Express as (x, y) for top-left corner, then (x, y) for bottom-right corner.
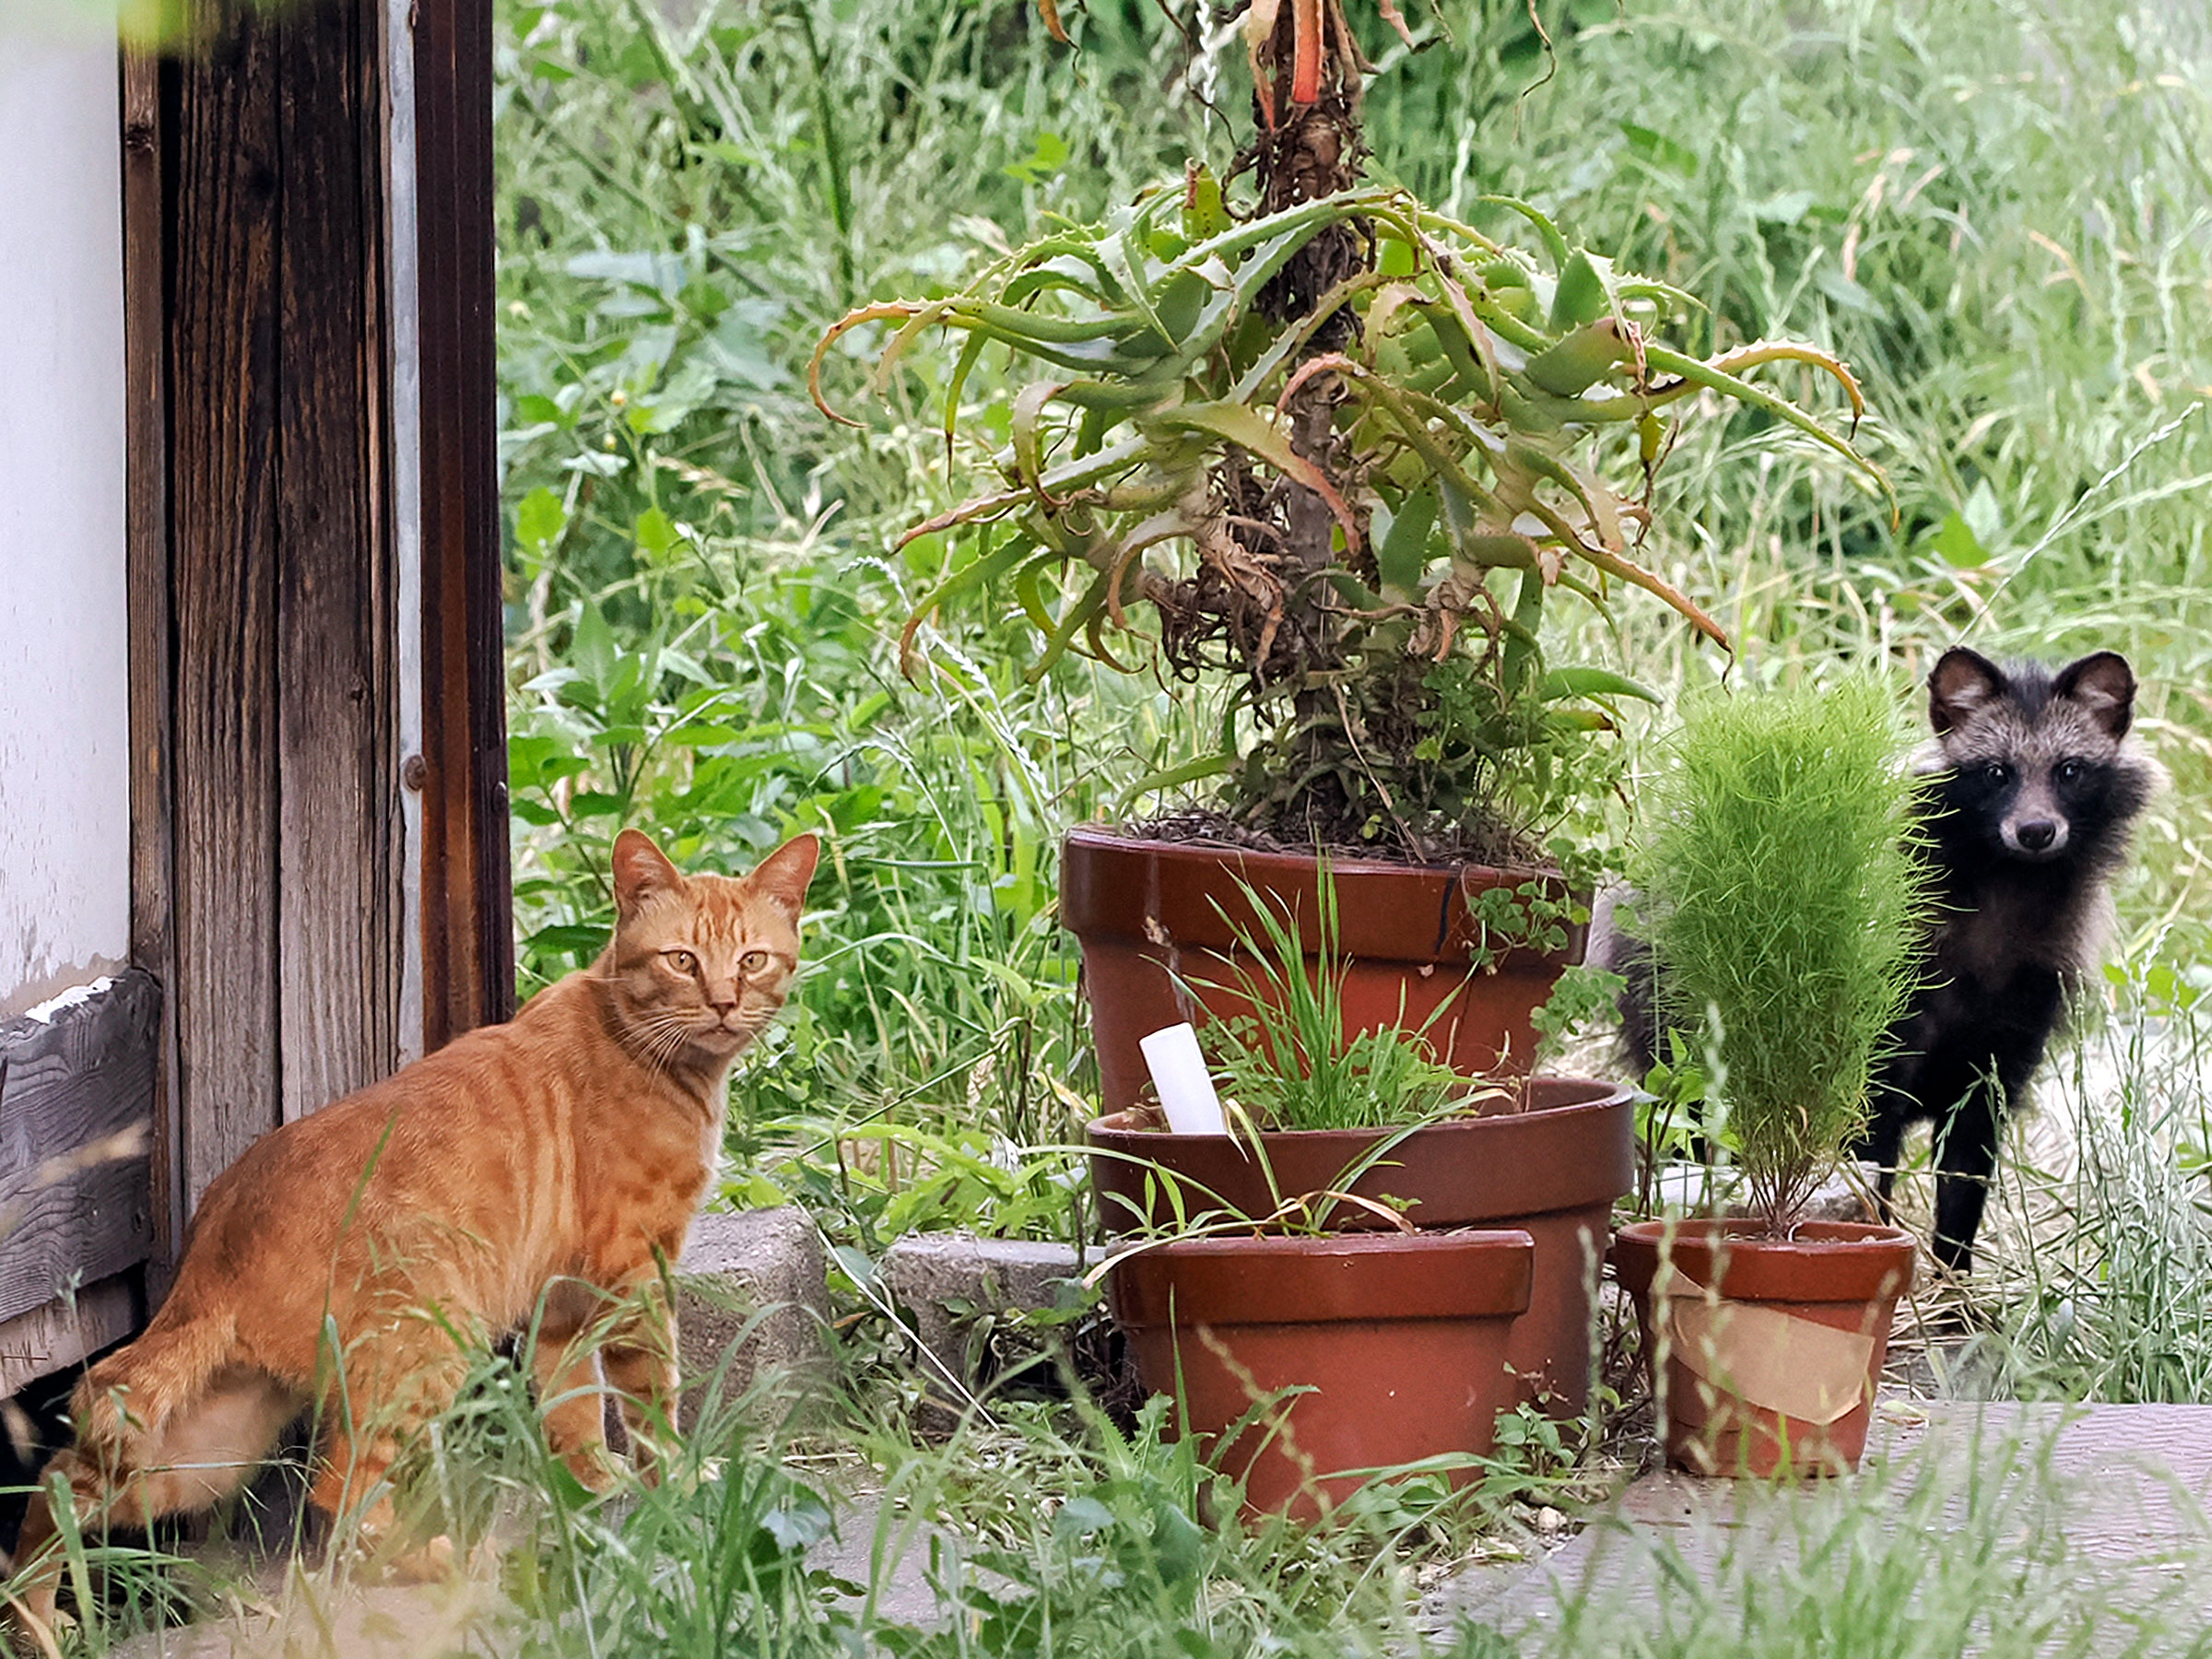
(274, 0), (400, 1121)
(160, 0), (406, 1208)
(121, 46), (182, 1279)
(417, 0), (516, 1047)
(0, 972), (159, 1327)
(168, 18), (286, 1210)
(0, 1273), (140, 1401)
(416, 0), (515, 1053)
(117, 0), (505, 1256)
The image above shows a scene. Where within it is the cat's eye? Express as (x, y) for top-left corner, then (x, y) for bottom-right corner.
(665, 948), (700, 975)
(738, 949), (770, 973)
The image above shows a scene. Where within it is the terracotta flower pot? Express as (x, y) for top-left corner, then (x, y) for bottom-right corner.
(1612, 1218), (1917, 1477)
(1088, 1077), (1632, 1412)
(1108, 1230), (1535, 1523)
(1059, 827), (1585, 1111)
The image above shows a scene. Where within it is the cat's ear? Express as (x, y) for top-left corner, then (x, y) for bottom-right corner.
(612, 829), (685, 913)
(747, 833), (820, 921)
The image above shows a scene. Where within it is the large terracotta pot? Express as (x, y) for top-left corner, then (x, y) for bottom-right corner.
(1108, 1230), (1535, 1523)
(1612, 1218), (1917, 1477)
(1059, 828), (1585, 1111)
(1087, 1077), (1633, 1411)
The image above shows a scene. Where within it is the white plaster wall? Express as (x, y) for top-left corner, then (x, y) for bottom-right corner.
(0, 32), (132, 1018)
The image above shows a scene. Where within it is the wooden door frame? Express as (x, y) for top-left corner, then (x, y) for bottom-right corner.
(412, 0), (514, 1059)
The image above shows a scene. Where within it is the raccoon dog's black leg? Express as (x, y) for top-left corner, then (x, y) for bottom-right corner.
(1856, 1083), (1909, 1216)
(1930, 1074), (2004, 1273)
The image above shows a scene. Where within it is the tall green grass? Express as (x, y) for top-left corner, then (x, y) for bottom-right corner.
(495, 0), (2212, 1255)
(1952, 953), (2212, 1403)
(23, 1364), (2212, 1655)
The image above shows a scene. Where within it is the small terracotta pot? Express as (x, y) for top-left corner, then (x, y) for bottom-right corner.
(1087, 1077), (1632, 1411)
(1059, 828), (1584, 1110)
(1612, 1218), (1917, 1477)
(1108, 1230), (1535, 1523)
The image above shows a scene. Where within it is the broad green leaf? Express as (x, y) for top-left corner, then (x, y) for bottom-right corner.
(1378, 485), (1439, 594)
(1547, 249), (1615, 331)
(1524, 319), (1632, 396)
(570, 599), (620, 695)
(1620, 122), (1700, 177)
(1929, 510), (1986, 568)
(1002, 127), (1070, 185)
(513, 486), (566, 552)
(1115, 752), (1233, 812)
(634, 506), (679, 559)
(1180, 164), (1230, 242)
(528, 922), (609, 957)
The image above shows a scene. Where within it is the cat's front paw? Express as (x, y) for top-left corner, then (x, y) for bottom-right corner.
(380, 1533), (457, 1585)
(560, 1443), (625, 1494)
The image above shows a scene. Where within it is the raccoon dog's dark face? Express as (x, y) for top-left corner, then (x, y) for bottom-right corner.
(1925, 647), (2150, 865)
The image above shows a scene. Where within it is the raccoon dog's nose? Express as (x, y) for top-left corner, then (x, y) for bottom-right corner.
(2016, 818), (2059, 852)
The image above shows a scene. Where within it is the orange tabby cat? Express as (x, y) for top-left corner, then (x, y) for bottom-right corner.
(6, 828), (817, 1640)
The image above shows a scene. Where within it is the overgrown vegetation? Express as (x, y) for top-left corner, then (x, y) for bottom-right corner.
(452, 0), (2212, 1642)
(496, 0), (2212, 1241)
(1194, 875), (1477, 1132)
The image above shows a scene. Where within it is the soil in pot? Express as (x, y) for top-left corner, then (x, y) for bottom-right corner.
(1088, 1077), (1633, 1413)
(1060, 828), (1585, 1110)
(1612, 1218), (1917, 1477)
(1107, 1229), (1535, 1523)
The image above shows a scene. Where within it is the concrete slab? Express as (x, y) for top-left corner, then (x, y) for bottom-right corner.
(104, 1555), (513, 1659)
(676, 1206), (832, 1427)
(1432, 1402), (2212, 1653)
(878, 1232), (1099, 1397)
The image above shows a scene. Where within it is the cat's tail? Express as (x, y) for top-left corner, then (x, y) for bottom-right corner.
(68, 1305), (237, 1464)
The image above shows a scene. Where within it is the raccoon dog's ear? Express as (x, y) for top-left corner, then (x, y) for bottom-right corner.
(2053, 651), (2136, 738)
(1928, 647), (2008, 734)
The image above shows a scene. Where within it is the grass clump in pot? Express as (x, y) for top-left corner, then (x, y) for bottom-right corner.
(1198, 876), (1493, 1133)
(1631, 676), (1930, 1233)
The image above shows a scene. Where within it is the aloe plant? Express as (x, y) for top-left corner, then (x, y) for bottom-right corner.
(813, 16), (1887, 862)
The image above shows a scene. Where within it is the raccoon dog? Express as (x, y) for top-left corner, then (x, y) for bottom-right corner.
(1859, 646), (2162, 1271)
(1602, 647), (2161, 1271)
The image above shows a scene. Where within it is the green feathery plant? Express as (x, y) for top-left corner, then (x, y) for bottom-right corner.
(1631, 676), (1929, 1233)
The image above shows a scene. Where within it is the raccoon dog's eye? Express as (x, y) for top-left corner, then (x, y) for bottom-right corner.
(665, 948), (700, 975)
(1983, 761), (2011, 787)
(2055, 759), (2086, 786)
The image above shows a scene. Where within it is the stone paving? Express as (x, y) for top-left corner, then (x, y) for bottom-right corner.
(1433, 1400), (2212, 1648)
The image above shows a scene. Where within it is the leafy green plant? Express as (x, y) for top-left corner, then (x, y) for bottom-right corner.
(815, 6), (1885, 860)
(1630, 676), (1929, 1232)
